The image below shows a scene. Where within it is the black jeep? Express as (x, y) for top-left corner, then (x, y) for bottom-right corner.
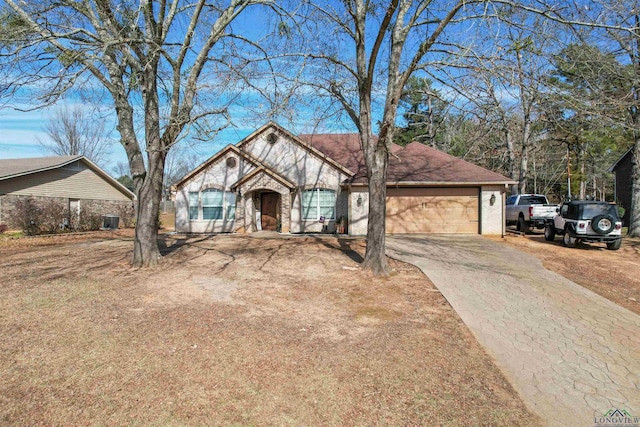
(544, 201), (623, 250)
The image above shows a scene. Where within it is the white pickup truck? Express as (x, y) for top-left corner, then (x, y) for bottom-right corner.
(506, 194), (558, 233)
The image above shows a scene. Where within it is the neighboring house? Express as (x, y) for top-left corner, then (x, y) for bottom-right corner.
(174, 122), (514, 236)
(609, 148), (633, 227)
(0, 155), (135, 227)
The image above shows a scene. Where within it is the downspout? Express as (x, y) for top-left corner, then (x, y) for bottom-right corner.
(502, 185), (507, 238)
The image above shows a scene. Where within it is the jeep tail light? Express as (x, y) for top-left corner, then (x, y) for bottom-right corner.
(529, 206), (533, 217)
(615, 223), (622, 230)
(578, 221), (586, 230)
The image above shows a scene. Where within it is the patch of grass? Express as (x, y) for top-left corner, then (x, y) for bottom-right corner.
(0, 231), (23, 239)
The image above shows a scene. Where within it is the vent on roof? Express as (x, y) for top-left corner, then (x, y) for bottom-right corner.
(226, 157), (237, 168)
(266, 132), (278, 144)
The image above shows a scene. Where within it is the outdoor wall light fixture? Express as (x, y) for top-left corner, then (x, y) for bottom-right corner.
(357, 194), (363, 207)
(490, 194), (496, 206)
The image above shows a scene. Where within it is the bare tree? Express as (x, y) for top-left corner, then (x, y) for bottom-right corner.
(539, 1), (640, 235)
(282, 0), (485, 275)
(38, 106), (111, 167)
(1, 0), (271, 266)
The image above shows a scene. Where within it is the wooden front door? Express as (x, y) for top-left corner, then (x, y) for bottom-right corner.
(261, 192), (279, 231)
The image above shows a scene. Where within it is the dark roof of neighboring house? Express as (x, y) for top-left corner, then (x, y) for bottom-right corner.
(0, 155), (136, 199)
(301, 134), (513, 185)
(608, 148), (632, 173)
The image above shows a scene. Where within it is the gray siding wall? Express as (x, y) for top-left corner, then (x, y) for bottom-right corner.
(0, 162), (131, 202)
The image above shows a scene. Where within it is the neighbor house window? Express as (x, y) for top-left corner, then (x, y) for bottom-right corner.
(189, 192), (199, 220)
(202, 188), (224, 220)
(302, 188), (336, 220)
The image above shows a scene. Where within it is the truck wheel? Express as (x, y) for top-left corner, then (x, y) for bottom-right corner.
(562, 229), (577, 248)
(518, 217), (530, 234)
(592, 215), (615, 235)
(606, 239), (622, 250)
(544, 223), (555, 241)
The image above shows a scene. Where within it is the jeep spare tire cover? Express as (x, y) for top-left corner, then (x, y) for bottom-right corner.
(592, 215), (615, 235)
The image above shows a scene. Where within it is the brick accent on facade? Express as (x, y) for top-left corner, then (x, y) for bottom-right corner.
(237, 171), (292, 233)
(0, 194), (134, 231)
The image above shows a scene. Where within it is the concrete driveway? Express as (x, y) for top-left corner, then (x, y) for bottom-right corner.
(386, 235), (640, 427)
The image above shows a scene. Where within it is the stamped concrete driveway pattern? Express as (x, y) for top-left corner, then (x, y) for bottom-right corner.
(386, 235), (640, 427)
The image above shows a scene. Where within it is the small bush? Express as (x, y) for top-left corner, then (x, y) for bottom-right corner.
(39, 199), (69, 234)
(75, 208), (103, 231)
(10, 197), (46, 235)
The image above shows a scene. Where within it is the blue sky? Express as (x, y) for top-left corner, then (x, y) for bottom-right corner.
(0, 106), (261, 174)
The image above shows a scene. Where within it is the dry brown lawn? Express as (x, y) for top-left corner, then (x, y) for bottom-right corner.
(0, 231), (540, 426)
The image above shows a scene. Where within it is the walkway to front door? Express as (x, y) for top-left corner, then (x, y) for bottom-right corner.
(260, 192), (278, 231)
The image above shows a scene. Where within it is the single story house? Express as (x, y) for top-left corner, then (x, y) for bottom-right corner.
(609, 148), (633, 227)
(0, 155), (135, 228)
(174, 122), (514, 236)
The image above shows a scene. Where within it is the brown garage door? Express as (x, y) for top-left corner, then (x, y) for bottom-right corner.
(386, 187), (479, 234)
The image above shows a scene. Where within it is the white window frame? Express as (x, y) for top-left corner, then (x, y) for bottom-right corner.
(189, 189), (236, 221)
(302, 188), (336, 220)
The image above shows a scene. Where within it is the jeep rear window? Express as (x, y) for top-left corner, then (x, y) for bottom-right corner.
(518, 196), (547, 205)
(580, 204), (618, 219)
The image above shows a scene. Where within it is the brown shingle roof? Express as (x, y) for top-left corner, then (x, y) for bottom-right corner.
(298, 134), (368, 176)
(0, 155), (82, 180)
(299, 135), (512, 185)
(385, 142), (512, 184)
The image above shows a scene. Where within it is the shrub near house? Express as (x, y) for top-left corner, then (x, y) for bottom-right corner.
(8, 196), (135, 235)
(0, 156), (136, 235)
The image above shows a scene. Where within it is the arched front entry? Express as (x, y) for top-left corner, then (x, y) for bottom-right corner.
(232, 169), (294, 233)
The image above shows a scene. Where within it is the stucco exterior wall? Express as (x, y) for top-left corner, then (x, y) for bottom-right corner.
(175, 151), (253, 233)
(242, 130), (348, 190)
(241, 130), (349, 234)
(348, 188), (369, 236)
(177, 127), (350, 234)
(480, 185), (506, 235)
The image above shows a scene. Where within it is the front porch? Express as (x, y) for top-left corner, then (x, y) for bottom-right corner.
(232, 167), (294, 234)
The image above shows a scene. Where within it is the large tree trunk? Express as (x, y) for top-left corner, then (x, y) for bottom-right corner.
(133, 151), (165, 267)
(518, 144), (528, 194)
(504, 125), (518, 194)
(132, 59), (165, 267)
(362, 139), (389, 276)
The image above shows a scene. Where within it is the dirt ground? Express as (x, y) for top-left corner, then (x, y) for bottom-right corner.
(0, 231), (539, 426)
(497, 230), (640, 316)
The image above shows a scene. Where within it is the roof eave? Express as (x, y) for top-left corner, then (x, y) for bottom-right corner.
(347, 180), (515, 187)
(231, 166), (296, 190)
(0, 156), (135, 200)
(0, 155), (83, 182)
